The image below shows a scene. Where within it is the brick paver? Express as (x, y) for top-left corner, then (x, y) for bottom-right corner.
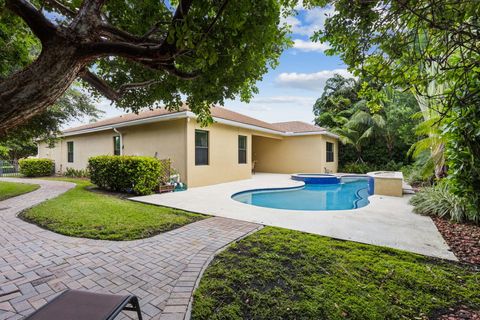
(0, 178), (261, 320)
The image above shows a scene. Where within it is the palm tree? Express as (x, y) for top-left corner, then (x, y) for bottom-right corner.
(410, 61), (448, 179)
(333, 108), (385, 163)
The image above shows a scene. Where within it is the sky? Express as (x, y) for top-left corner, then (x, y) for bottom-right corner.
(74, 6), (349, 127)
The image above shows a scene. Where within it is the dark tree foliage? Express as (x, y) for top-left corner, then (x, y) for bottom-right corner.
(313, 0), (480, 217)
(313, 74), (361, 125)
(313, 74), (419, 168)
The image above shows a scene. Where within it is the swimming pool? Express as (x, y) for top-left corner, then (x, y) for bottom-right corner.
(232, 176), (372, 210)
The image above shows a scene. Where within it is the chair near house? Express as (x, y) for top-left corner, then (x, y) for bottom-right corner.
(252, 160), (257, 174)
(25, 290), (143, 320)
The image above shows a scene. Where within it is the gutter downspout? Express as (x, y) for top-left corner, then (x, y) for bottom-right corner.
(113, 128), (123, 155)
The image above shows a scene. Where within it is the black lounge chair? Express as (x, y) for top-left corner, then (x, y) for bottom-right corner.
(25, 290), (143, 320)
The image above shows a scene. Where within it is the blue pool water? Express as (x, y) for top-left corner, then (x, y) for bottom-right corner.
(232, 177), (372, 210)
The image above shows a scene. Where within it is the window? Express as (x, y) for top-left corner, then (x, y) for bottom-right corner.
(238, 135), (247, 164)
(113, 136), (121, 155)
(195, 130), (209, 165)
(67, 141), (74, 163)
(326, 142), (334, 162)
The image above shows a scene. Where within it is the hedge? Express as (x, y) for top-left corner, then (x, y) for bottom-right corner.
(19, 158), (54, 177)
(88, 156), (162, 195)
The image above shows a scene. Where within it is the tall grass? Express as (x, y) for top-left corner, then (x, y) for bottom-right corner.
(410, 183), (476, 223)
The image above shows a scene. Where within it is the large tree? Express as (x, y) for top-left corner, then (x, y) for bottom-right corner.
(313, 74), (361, 128)
(0, 87), (102, 159)
(313, 0), (480, 215)
(0, 0), (294, 135)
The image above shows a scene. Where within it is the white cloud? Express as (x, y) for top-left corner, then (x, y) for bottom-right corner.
(292, 39), (330, 52)
(252, 96), (315, 105)
(276, 69), (353, 91)
(225, 96), (318, 123)
(283, 6), (335, 37)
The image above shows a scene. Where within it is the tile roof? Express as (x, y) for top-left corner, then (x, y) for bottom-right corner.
(63, 107), (188, 133)
(63, 105), (328, 135)
(272, 121), (326, 133)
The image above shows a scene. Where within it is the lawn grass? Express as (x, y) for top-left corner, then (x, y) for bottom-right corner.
(20, 178), (206, 240)
(192, 227), (480, 320)
(0, 181), (39, 201)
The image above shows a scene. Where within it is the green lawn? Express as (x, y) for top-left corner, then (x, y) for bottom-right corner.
(192, 227), (479, 320)
(20, 178), (206, 240)
(0, 181), (39, 201)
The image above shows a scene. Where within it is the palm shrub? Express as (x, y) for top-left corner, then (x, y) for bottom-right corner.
(410, 183), (476, 223)
(333, 108), (385, 163)
(88, 156), (162, 195)
(19, 158), (54, 177)
(64, 167), (89, 178)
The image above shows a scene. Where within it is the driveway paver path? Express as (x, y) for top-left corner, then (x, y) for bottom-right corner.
(0, 178), (261, 320)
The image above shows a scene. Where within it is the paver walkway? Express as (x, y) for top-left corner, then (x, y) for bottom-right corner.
(0, 178), (261, 320)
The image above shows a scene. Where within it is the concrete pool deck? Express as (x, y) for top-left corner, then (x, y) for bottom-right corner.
(132, 173), (456, 261)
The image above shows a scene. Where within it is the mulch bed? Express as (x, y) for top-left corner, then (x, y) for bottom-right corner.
(432, 217), (480, 265)
(434, 305), (480, 320)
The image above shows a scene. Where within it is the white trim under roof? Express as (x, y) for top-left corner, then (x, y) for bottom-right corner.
(60, 110), (339, 139)
(61, 111), (189, 137)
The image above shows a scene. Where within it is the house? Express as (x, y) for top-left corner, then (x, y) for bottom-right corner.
(38, 106), (339, 187)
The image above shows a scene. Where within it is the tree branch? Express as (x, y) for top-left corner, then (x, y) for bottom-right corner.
(171, 0), (193, 23)
(70, 0), (107, 36)
(203, 0), (229, 41)
(100, 23), (161, 45)
(140, 20), (169, 41)
(79, 69), (120, 101)
(43, 0), (76, 18)
(118, 79), (161, 94)
(6, 0), (58, 43)
(78, 41), (172, 60)
(162, 64), (199, 80)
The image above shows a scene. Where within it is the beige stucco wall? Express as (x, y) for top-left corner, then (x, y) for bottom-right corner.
(373, 178), (403, 197)
(185, 119), (252, 187)
(38, 141), (64, 173)
(38, 129), (117, 173)
(38, 119), (188, 181)
(118, 119), (187, 182)
(252, 134), (338, 174)
(38, 117), (338, 187)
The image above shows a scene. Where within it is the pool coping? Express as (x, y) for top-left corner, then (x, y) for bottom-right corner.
(231, 176), (372, 211)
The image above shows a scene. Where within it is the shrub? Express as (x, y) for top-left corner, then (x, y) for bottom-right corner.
(383, 160), (403, 171)
(341, 161), (404, 174)
(19, 158), (54, 177)
(410, 183), (476, 223)
(88, 156), (162, 195)
(401, 164), (433, 187)
(64, 167), (89, 178)
(340, 162), (372, 174)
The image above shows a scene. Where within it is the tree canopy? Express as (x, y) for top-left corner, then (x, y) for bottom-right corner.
(314, 0), (480, 217)
(0, 0), (295, 135)
(313, 75), (420, 167)
(0, 88), (102, 159)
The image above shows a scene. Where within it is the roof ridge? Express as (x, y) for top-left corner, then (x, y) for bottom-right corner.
(62, 105), (332, 135)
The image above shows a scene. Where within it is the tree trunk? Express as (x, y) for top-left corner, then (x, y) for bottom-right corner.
(0, 43), (85, 136)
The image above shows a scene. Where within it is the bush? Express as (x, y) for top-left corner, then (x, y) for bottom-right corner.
(64, 167), (89, 178)
(410, 183), (476, 223)
(401, 164), (433, 187)
(340, 161), (404, 174)
(88, 156), (162, 195)
(19, 158), (54, 177)
(340, 162), (372, 174)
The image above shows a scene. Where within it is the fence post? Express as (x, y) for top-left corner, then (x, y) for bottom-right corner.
(0, 160), (3, 176)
